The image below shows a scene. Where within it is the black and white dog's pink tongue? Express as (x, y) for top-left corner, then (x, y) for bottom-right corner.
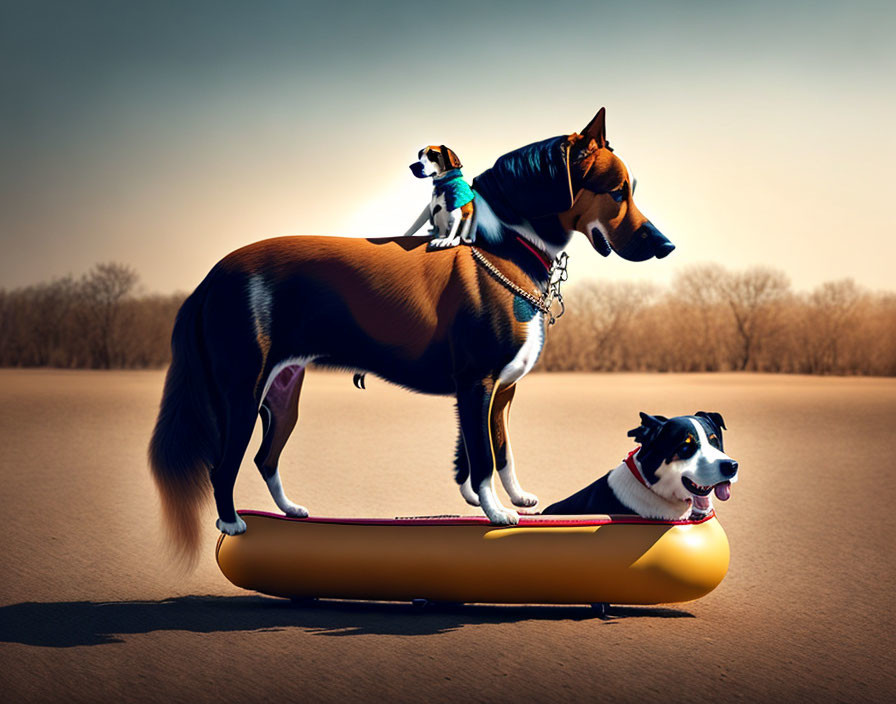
(714, 481), (731, 501)
(693, 494), (712, 511)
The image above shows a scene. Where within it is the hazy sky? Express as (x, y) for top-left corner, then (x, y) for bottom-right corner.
(1, 0), (894, 293)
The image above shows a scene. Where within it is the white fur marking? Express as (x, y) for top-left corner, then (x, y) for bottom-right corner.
(607, 459), (691, 521)
(478, 476), (519, 525)
(473, 196), (564, 259)
(460, 476), (480, 506)
(685, 419), (737, 487)
(652, 455), (699, 507)
(473, 196), (502, 244)
(498, 318), (544, 385)
(429, 192), (456, 240)
(216, 516), (247, 535)
(498, 455), (538, 508)
(248, 275), (272, 346)
(265, 469), (308, 517)
(586, 217), (611, 244)
(417, 152), (439, 177)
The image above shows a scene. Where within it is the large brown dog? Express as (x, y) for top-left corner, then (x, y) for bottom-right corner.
(148, 108), (674, 562)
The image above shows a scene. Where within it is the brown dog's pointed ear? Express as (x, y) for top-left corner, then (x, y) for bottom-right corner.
(582, 107), (608, 148)
(440, 145), (462, 169)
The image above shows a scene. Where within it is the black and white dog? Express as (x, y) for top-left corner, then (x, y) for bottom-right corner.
(543, 412), (738, 520)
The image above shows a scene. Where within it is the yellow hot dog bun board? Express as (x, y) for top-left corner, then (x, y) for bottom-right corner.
(216, 511), (730, 605)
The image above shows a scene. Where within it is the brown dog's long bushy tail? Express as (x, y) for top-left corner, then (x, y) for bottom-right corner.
(148, 277), (220, 568)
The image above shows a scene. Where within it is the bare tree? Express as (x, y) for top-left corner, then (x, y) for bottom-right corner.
(717, 267), (792, 370)
(79, 262), (140, 368)
(863, 293), (896, 376)
(576, 280), (657, 369)
(0, 289), (11, 364)
(30, 277), (79, 366)
(804, 279), (864, 373)
(118, 292), (185, 367)
(672, 265), (733, 371)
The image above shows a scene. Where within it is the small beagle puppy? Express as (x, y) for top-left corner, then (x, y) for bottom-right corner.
(404, 145), (475, 248)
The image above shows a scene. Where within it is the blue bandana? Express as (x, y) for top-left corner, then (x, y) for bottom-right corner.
(433, 169), (475, 211)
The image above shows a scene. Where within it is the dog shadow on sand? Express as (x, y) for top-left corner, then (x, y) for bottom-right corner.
(0, 596), (694, 647)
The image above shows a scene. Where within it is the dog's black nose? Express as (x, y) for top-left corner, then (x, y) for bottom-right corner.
(616, 221), (675, 262)
(720, 460), (738, 478)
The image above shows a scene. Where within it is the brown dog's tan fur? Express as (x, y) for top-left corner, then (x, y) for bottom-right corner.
(222, 236), (537, 358)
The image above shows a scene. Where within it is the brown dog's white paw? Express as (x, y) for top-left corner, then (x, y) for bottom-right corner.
(216, 517), (247, 535)
(460, 479), (481, 506)
(510, 491), (538, 508)
(283, 503), (309, 518)
(485, 507), (520, 526)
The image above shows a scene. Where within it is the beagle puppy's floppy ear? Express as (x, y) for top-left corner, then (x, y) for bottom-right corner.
(582, 107), (609, 149)
(439, 145), (462, 169)
(627, 412), (669, 445)
(696, 411), (727, 431)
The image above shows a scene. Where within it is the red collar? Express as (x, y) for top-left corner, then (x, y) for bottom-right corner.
(515, 235), (553, 272)
(624, 447), (650, 488)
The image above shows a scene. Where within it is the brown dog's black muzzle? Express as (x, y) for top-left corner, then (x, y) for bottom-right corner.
(614, 221), (675, 261)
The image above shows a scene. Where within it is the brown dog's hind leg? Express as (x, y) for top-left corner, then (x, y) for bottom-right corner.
(254, 364), (309, 518)
(490, 384), (538, 508)
(212, 392), (259, 536)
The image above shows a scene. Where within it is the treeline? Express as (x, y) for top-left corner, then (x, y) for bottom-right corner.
(1, 262), (894, 375)
(0, 263), (182, 368)
(540, 265), (896, 375)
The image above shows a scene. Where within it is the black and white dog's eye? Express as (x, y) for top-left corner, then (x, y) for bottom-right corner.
(708, 434), (721, 449)
(678, 439), (697, 459)
(609, 188), (625, 203)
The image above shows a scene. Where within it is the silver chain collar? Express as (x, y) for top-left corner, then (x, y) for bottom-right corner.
(470, 247), (568, 325)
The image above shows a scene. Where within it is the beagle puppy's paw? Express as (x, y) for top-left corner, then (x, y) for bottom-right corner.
(428, 235), (462, 249)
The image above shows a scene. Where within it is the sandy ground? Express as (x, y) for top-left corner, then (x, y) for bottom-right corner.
(0, 369), (894, 703)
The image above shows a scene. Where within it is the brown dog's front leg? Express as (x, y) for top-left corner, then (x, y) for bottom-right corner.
(456, 376), (519, 526)
(489, 383), (538, 508)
